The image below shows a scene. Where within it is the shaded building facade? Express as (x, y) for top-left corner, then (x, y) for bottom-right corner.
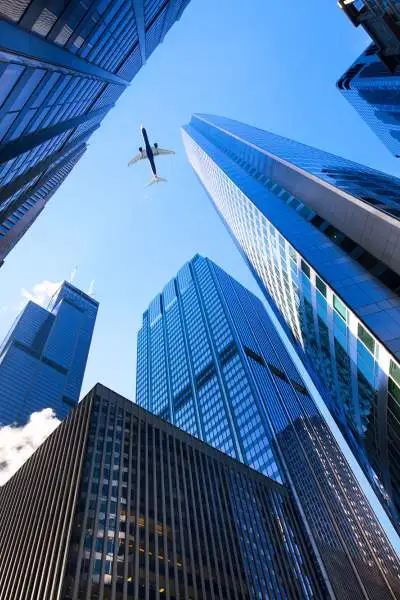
(337, 42), (400, 158)
(0, 383), (327, 600)
(182, 115), (400, 530)
(0, 0), (191, 264)
(338, 1), (400, 70)
(0, 280), (97, 424)
(136, 255), (400, 600)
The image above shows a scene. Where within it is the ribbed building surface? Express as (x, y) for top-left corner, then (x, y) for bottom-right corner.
(0, 385), (92, 600)
(182, 114), (400, 531)
(137, 255), (400, 600)
(0, 383), (327, 600)
(0, 280), (98, 424)
(0, 0), (191, 264)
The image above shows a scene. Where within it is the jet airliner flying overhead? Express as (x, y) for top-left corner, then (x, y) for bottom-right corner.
(128, 126), (175, 186)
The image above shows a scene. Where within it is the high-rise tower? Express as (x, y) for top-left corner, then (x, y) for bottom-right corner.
(0, 0), (191, 264)
(0, 383), (327, 600)
(0, 280), (98, 424)
(336, 1), (400, 155)
(182, 114), (400, 530)
(136, 255), (400, 600)
(338, 1), (400, 70)
(337, 43), (400, 158)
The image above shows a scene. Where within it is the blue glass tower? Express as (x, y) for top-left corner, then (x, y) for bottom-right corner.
(337, 43), (400, 158)
(0, 280), (98, 424)
(182, 114), (400, 531)
(136, 255), (400, 600)
(0, 0), (191, 265)
(337, 1), (400, 155)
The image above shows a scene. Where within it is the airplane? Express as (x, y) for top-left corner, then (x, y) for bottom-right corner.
(128, 125), (175, 186)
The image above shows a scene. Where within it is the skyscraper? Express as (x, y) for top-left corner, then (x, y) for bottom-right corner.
(136, 255), (400, 600)
(337, 1), (400, 70)
(0, 0), (191, 265)
(337, 43), (400, 158)
(0, 383), (327, 600)
(0, 280), (97, 424)
(182, 114), (400, 530)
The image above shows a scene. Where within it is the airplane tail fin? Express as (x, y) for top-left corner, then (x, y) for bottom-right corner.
(147, 175), (167, 187)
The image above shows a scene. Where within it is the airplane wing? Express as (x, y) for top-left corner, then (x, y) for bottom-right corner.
(152, 147), (175, 156)
(128, 150), (147, 166)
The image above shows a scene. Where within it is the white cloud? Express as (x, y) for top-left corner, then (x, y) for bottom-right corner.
(21, 280), (62, 308)
(0, 279), (63, 315)
(0, 409), (60, 485)
(3, 275), (94, 316)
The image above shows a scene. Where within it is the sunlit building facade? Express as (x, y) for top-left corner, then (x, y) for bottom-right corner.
(182, 115), (400, 532)
(136, 255), (400, 600)
(337, 43), (400, 157)
(0, 383), (327, 600)
(0, 281), (97, 424)
(0, 0), (191, 265)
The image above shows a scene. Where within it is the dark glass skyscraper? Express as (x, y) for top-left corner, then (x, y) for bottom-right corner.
(0, 280), (97, 424)
(136, 255), (400, 600)
(338, 1), (400, 70)
(337, 43), (400, 158)
(0, 0), (191, 265)
(182, 114), (400, 530)
(0, 383), (326, 600)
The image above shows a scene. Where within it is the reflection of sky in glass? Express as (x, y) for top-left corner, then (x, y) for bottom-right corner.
(182, 120), (400, 551)
(136, 255), (400, 596)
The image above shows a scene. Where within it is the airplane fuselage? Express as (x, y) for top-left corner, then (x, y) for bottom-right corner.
(129, 126), (172, 185)
(141, 127), (157, 176)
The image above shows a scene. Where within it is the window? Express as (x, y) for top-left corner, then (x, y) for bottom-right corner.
(316, 276), (326, 297)
(357, 323), (375, 354)
(0, 63), (25, 107)
(0, 113), (17, 142)
(389, 360), (400, 388)
(301, 260), (310, 278)
(11, 69), (46, 111)
(389, 378), (400, 411)
(333, 295), (347, 321)
(288, 245), (297, 262)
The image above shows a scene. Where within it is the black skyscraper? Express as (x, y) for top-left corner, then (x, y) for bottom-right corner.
(0, 383), (327, 600)
(337, 1), (400, 70)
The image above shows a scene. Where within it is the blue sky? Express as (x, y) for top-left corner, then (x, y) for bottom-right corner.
(1, 0), (400, 546)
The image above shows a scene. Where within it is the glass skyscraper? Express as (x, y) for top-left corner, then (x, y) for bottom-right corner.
(0, 0), (191, 265)
(182, 114), (400, 531)
(136, 255), (400, 600)
(0, 383), (327, 600)
(0, 280), (98, 424)
(337, 42), (400, 158)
